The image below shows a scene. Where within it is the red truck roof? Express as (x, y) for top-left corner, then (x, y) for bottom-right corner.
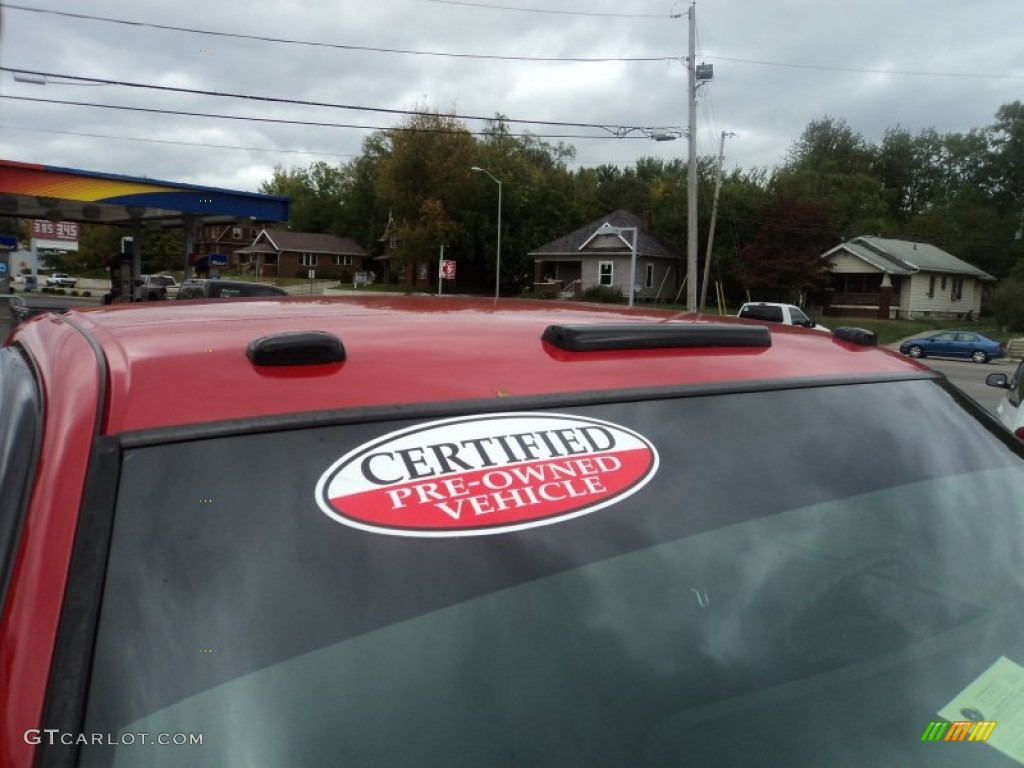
(12, 295), (924, 435)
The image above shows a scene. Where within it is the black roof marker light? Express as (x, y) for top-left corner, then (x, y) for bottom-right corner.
(247, 331), (346, 367)
(542, 323), (772, 352)
(831, 327), (878, 347)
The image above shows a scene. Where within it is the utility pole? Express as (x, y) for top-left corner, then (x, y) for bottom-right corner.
(686, 3), (698, 311)
(699, 131), (736, 310)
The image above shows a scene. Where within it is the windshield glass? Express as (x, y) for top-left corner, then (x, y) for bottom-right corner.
(790, 307), (810, 324)
(82, 378), (1024, 766)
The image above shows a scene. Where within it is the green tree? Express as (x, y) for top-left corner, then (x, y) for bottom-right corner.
(874, 126), (946, 220)
(785, 116), (874, 176)
(989, 101), (1024, 212)
(988, 261), (1024, 331)
(375, 111), (476, 278)
(260, 161), (347, 233)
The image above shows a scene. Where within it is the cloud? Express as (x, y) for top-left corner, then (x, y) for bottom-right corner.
(1, 0), (1021, 190)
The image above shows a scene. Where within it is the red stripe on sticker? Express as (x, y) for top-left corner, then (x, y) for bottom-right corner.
(315, 413), (659, 537)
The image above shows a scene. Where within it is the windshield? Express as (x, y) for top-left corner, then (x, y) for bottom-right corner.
(82, 379), (1024, 766)
(790, 307), (810, 324)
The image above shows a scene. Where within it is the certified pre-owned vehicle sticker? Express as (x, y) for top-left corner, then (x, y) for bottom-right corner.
(316, 412), (659, 537)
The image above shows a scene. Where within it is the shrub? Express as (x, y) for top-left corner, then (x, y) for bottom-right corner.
(579, 285), (623, 303)
(989, 278), (1024, 332)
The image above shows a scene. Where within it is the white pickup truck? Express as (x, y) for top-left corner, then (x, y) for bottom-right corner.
(737, 302), (829, 332)
(45, 273), (77, 288)
(134, 274), (180, 301)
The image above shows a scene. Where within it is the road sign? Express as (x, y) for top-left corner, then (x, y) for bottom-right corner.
(0, 236), (17, 252)
(209, 253), (228, 267)
(440, 259), (456, 280)
(0, 262), (8, 274)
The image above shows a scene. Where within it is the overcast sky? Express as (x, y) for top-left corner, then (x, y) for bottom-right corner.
(1, 0), (1022, 194)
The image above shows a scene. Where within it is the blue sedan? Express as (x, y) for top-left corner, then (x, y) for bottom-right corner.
(899, 330), (1005, 364)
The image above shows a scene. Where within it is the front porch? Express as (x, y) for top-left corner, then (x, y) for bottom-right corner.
(534, 260), (582, 297)
(823, 274), (901, 319)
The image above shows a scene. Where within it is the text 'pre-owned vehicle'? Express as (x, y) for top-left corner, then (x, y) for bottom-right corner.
(2, 296), (1023, 767)
(899, 329), (1005, 363)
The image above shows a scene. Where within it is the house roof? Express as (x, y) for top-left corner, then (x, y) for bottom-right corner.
(249, 229), (367, 256)
(824, 236), (996, 281)
(528, 210), (676, 261)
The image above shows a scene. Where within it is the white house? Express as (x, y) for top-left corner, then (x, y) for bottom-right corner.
(821, 236), (996, 319)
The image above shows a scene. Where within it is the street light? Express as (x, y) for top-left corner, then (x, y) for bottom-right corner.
(471, 166), (502, 300)
(595, 223), (639, 307)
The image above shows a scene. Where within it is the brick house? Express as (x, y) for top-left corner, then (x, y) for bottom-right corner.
(192, 221), (263, 271)
(373, 213), (436, 288)
(234, 229), (368, 280)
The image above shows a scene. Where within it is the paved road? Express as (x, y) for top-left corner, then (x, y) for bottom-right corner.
(899, 354), (1015, 416)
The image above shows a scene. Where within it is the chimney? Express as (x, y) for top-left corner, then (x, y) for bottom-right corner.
(641, 211), (652, 233)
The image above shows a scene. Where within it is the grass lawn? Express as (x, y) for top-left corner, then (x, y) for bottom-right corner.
(691, 307), (1010, 346)
(815, 317), (1010, 346)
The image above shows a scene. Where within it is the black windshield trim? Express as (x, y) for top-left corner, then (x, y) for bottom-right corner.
(37, 314), (115, 768)
(116, 370), (940, 450)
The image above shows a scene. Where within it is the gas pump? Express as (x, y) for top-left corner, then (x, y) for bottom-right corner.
(105, 239), (138, 304)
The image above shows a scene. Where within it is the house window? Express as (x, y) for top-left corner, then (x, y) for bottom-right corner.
(599, 262), (613, 287)
(927, 276), (935, 298)
(301, 253), (317, 267)
(941, 276), (947, 291)
(645, 264), (654, 289)
(389, 236), (397, 249)
(264, 254), (278, 266)
(951, 277), (963, 301)
(232, 227), (242, 240)
(333, 255), (354, 267)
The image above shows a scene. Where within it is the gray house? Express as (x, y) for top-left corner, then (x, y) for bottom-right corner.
(821, 236), (996, 319)
(528, 211), (678, 301)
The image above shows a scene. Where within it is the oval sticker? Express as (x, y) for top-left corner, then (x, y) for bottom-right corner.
(315, 412), (659, 537)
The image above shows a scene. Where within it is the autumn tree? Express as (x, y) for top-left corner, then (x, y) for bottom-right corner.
(733, 198), (833, 302)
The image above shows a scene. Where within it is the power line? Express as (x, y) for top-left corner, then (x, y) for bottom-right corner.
(8, 5), (1019, 78)
(3, 3), (678, 62)
(704, 54), (1024, 81)
(0, 124), (359, 158)
(422, 0), (680, 19)
(1, 94), (662, 140)
(1, 67), (682, 135)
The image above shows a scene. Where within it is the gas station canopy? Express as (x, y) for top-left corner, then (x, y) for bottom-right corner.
(0, 158), (290, 227)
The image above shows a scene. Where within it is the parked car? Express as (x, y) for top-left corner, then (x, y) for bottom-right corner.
(987, 359), (1024, 440)
(176, 278), (287, 299)
(3, 297), (1023, 768)
(737, 301), (829, 331)
(133, 274), (180, 301)
(45, 273), (77, 288)
(898, 330), (1005, 363)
